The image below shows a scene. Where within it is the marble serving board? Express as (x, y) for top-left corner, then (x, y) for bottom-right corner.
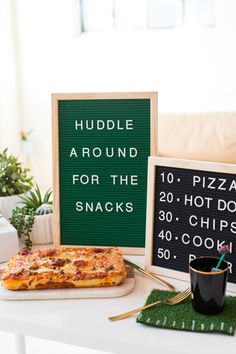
(0, 266), (135, 301)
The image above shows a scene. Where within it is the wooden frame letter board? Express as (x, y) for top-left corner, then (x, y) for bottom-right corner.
(52, 92), (157, 254)
(145, 156), (236, 292)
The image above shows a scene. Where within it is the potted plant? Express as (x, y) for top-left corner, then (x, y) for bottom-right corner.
(9, 207), (35, 249)
(10, 185), (53, 246)
(0, 148), (34, 219)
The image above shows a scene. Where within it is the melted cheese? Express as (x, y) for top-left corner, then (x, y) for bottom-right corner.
(35, 268), (57, 274)
(62, 264), (77, 274)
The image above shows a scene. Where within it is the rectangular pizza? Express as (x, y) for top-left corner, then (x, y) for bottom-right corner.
(1, 247), (126, 291)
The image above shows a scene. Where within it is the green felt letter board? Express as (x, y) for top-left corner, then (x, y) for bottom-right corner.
(52, 93), (157, 254)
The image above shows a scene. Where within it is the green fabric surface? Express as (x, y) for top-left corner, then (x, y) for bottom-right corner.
(136, 290), (236, 335)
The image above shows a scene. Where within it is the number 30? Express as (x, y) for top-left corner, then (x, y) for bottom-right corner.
(159, 210), (173, 222)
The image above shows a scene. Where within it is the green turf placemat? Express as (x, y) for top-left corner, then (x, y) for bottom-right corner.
(136, 290), (236, 335)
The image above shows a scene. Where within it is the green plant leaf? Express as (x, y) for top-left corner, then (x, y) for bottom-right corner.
(9, 206), (34, 249)
(0, 148), (34, 196)
(43, 188), (52, 204)
(34, 184), (42, 205)
(29, 190), (40, 207)
(18, 184), (53, 210)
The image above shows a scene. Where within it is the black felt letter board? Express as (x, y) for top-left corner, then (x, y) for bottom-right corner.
(152, 166), (235, 284)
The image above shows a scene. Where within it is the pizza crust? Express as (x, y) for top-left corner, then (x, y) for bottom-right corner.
(2, 275), (125, 291)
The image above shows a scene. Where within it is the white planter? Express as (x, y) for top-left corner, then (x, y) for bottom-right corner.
(30, 213), (53, 245)
(0, 194), (25, 220)
(0, 217), (19, 262)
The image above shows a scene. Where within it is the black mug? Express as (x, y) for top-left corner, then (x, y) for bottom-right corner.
(189, 256), (228, 315)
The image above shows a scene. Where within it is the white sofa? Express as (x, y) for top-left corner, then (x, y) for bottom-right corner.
(158, 112), (236, 164)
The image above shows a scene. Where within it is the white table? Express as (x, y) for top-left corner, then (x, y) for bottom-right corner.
(0, 255), (235, 354)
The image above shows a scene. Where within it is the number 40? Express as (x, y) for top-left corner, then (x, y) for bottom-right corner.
(158, 230), (172, 241)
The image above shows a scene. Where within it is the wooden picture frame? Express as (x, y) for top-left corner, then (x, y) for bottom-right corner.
(52, 92), (157, 254)
(145, 156), (236, 292)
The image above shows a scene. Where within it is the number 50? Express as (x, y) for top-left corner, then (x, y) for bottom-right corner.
(157, 248), (171, 260)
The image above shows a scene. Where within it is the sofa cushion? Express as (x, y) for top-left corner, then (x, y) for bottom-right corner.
(158, 112), (236, 164)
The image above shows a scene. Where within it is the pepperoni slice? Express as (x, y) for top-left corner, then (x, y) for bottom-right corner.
(9, 272), (24, 279)
(46, 249), (58, 257)
(94, 248), (105, 253)
(73, 260), (88, 267)
(51, 258), (65, 267)
(18, 248), (31, 256)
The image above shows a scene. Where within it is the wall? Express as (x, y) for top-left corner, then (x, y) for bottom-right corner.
(0, 0), (20, 155)
(1, 0), (236, 188)
(12, 0), (76, 187)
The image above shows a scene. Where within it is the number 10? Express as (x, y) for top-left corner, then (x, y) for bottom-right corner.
(160, 172), (174, 183)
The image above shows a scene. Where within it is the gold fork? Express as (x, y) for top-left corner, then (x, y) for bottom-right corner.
(108, 288), (191, 321)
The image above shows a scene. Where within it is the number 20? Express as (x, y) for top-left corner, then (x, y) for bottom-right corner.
(159, 191), (174, 203)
